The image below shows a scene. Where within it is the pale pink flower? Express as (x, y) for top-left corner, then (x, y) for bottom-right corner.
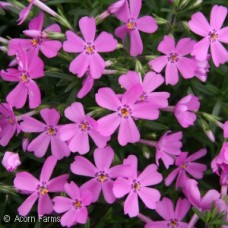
(155, 131), (183, 169)
(113, 155), (162, 217)
(14, 156), (69, 216)
(184, 179), (220, 211)
(59, 102), (109, 154)
(211, 142), (228, 175)
(9, 12), (62, 58)
(0, 103), (20, 146)
(71, 146), (131, 204)
(165, 149), (207, 189)
(149, 36), (196, 85)
(145, 197), (190, 228)
(20, 108), (70, 159)
(174, 94), (200, 128)
(193, 55), (210, 82)
(63, 16), (117, 79)
(114, 0), (157, 56)
(118, 71), (170, 109)
(2, 151), (21, 172)
(1, 49), (44, 109)
(189, 5), (228, 67)
(96, 85), (160, 146)
(53, 181), (93, 226)
(18, 0), (57, 25)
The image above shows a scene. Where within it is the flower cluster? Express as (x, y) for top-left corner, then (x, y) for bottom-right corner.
(0, 0), (228, 227)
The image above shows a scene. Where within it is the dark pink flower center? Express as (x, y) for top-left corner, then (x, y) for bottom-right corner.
(131, 179), (141, 192)
(168, 53), (179, 63)
(209, 30), (218, 42)
(20, 73), (30, 83)
(139, 92), (148, 101)
(85, 42), (95, 55)
(38, 182), (49, 196)
(95, 171), (109, 183)
(180, 163), (188, 169)
(7, 117), (15, 125)
(31, 37), (42, 46)
(168, 219), (179, 227)
(79, 121), (90, 132)
(127, 18), (137, 30)
(118, 105), (132, 118)
(46, 126), (57, 136)
(73, 200), (82, 209)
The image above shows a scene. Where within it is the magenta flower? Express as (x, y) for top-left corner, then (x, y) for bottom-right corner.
(193, 55), (210, 82)
(9, 12), (62, 58)
(118, 71), (170, 109)
(14, 156), (69, 216)
(18, 0), (57, 25)
(184, 179), (220, 211)
(53, 181), (93, 227)
(2, 151), (21, 172)
(1, 49), (44, 109)
(114, 0), (157, 56)
(0, 103), (20, 146)
(59, 102), (109, 154)
(71, 146), (131, 204)
(149, 36), (196, 85)
(189, 5), (228, 67)
(20, 108), (70, 159)
(155, 131), (183, 169)
(77, 69), (94, 99)
(63, 16), (117, 79)
(211, 142), (228, 175)
(174, 94), (200, 128)
(113, 155), (162, 217)
(145, 197), (190, 228)
(165, 149), (207, 189)
(224, 121), (228, 138)
(96, 85), (160, 146)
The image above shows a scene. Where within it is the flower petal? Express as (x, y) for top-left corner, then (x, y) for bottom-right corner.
(191, 37), (210, 61)
(137, 16), (158, 33)
(40, 156), (57, 182)
(89, 53), (105, 79)
(129, 29), (143, 57)
(113, 177), (131, 198)
(165, 62), (179, 85)
(124, 191), (139, 217)
(210, 5), (227, 30)
(64, 102), (85, 123)
(40, 40), (62, 58)
(177, 57), (196, 79)
(63, 31), (84, 53)
(102, 180), (116, 204)
(211, 41), (228, 67)
(118, 117), (140, 146)
(79, 16), (96, 42)
(38, 193), (53, 216)
(20, 116), (46, 133)
(149, 56), (168, 73)
(95, 32), (117, 52)
(158, 35), (175, 54)
(53, 196), (72, 213)
(71, 156), (96, 177)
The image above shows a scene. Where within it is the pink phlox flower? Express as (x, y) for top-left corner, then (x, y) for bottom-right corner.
(211, 142), (228, 175)
(165, 149), (207, 189)
(70, 146), (131, 204)
(96, 84), (160, 146)
(174, 94), (200, 128)
(184, 179), (220, 211)
(53, 181), (93, 227)
(224, 121), (228, 138)
(149, 36), (196, 85)
(114, 0), (158, 56)
(2, 151), (21, 172)
(108, 0), (126, 14)
(145, 197), (190, 228)
(118, 71), (170, 109)
(77, 69), (94, 99)
(155, 131), (183, 169)
(18, 0), (57, 25)
(63, 16), (117, 79)
(189, 5), (228, 67)
(14, 156), (69, 216)
(193, 55), (210, 82)
(1, 48), (44, 109)
(9, 12), (62, 58)
(0, 1), (13, 9)
(113, 155), (162, 217)
(0, 103), (20, 146)
(20, 108), (70, 159)
(59, 102), (109, 154)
